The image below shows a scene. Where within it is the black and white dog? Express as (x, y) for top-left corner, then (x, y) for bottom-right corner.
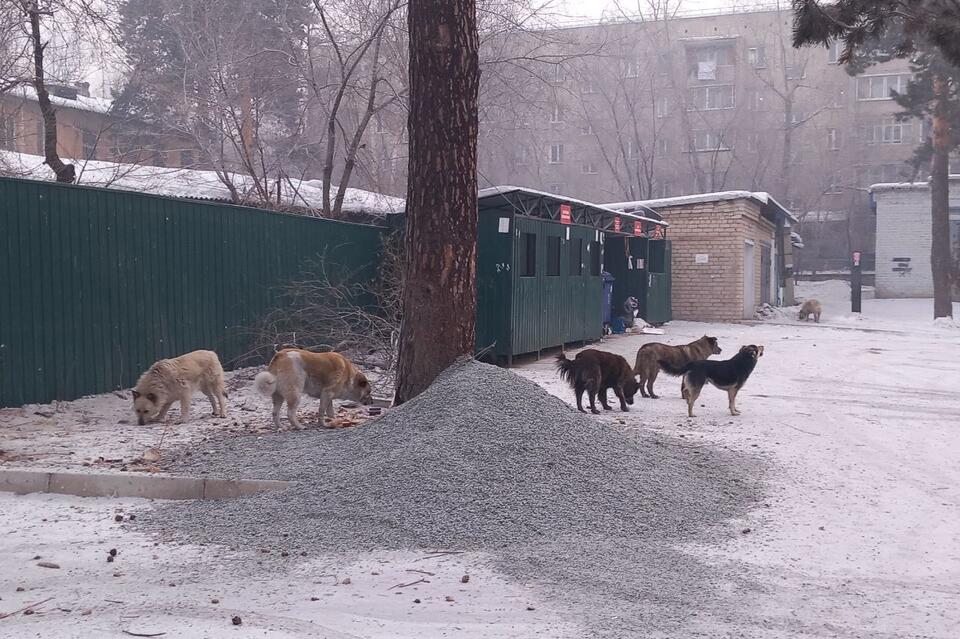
(670, 345), (764, 417)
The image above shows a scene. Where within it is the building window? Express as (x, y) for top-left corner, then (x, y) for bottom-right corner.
(627, 139), (640, 160)
(790, 111), (805, 125)
(624, 59), (640, 78)
(827, 40), (841, 64)
(549, 144), (564, 164)
(546, 236), (561, 276)
(688, 85), (735, 110)
(747, 46), (766, 68)
(689, 130), (729, 152)
(520, 232), (536, 277)
(746, 89), (762, 111)
(569, 238), (583, 275)
(745, 133), (759, 152)
(35, 121), (44, 154)
(857, 73), (912, 100)
(515, 146), (529, 166)
(656, 181), (672, 198)
(859, 163), (907, 184)
(375, 116), (386, 134)
(860, 119), (912, 145)
(548, 182), (563, 194)
(580, 123), (594, 136)
(655, 96), (669, 118)
(785, 65), (805, 80)
(180, 149), (195, 166)
(582, 78), (597, 94)
(550, 102), (563, 123)
(589, 240), (601, 275)
(827, 128), (839, 151)
(657, 137), (669, 157)
(687, 45), (735, 81)
(552, 63), (566, 84)
(81, 129), (97, 157)
(0, 115), (14, 148)
(825, 182), (844, 195)
(581, 162), (598, 175)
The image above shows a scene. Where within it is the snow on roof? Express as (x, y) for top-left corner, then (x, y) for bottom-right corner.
(480, 185), (666, 225)
(0, 151), (404, 217)
(605, 190), (798, 224)
(5, 84), (113, 115)
(870, 175), (960, 193)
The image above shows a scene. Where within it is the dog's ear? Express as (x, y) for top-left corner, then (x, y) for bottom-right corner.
(757, 345), (764, 357)
(131, 390), (140, 399)
(146, 392), (157, 403)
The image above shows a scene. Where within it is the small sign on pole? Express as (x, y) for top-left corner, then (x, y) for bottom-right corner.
(613, 216), (621, 233)
(633, 221), (643, 236)
(560, 204), (571, 225)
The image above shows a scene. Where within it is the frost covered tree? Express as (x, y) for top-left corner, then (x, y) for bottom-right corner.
(792, 0), (960, 318)
(114, 0), (311, 204)
(394, 0), (480, 404)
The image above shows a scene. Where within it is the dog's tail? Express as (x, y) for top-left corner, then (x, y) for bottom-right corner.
(254, 370), (277, 397)
(555, 352), (577, 385)
(658, 359), (693, 377)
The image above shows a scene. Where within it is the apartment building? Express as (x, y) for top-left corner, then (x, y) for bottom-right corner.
(468, 7), (921, 269)
(0, 83), (197, 169)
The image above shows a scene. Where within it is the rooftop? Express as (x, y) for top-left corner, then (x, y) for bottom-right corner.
(0, 151), (404, 217)
(605, 190), (799, 225)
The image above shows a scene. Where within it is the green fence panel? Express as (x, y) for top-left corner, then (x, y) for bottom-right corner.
(0, 177), (385, 407)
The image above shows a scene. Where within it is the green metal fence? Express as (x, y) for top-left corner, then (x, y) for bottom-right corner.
(0, 177), (385, 407)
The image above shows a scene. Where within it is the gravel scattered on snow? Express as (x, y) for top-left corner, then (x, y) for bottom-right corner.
(138, 358), (764, 636)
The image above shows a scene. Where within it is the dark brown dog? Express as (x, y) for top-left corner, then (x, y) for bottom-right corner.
(633, 336), (722, 399)
(555, 349), (639, 414)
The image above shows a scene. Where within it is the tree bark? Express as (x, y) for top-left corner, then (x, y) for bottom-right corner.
(394, 0), (480, 405)
(930, 75), (953, 319)
(27, 3), (74, 183)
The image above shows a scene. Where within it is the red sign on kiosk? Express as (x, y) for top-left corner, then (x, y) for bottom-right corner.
(613, 216), (621, 233)
(560, 204), (571, 225)
(633, 221), (644, 236)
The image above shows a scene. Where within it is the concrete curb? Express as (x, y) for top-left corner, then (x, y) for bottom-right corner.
(0, 468), (289, 500)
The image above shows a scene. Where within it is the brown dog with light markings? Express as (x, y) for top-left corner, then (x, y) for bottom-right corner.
(633, 336), (722, 399)
(254, 349), (372, 430)
(132, 350), (227, 425)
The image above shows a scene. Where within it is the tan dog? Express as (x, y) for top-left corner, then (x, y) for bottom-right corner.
(633, 335), (722, 399)
(799, 299), (822, 323)
(254, 349), (373, 430)
(132, 350), (227, 425)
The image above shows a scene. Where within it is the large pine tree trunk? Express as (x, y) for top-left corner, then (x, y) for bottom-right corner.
(930, 76), (953, 319)
(394, 0), (479, 404)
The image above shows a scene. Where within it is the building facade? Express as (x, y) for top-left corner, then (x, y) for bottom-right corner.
(871, 178), (960, 299)
(0, 84), (196, 169)
(469, 8), (926, 272)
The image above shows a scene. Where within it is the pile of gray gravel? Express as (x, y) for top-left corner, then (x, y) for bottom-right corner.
(139, 358), (764, 636)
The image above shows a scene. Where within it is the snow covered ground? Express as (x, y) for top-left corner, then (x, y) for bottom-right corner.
(1, 282), (959, 637)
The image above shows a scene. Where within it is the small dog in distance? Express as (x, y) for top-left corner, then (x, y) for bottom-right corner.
(799, 299), (822, 323)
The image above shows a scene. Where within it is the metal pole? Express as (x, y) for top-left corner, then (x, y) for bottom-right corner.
(851, 250), (862, 313)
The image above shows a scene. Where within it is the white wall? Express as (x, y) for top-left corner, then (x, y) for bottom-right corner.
(873, 181), (960, 298)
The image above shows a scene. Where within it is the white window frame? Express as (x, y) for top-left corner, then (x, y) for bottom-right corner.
(627, 139), (640, 160)
(689, 130), (729, 152)
(582, 78), (597, 94)
(655, 96), (669, 118)
(624, 59), (640, 79)
(550, 102), (563, 124)
(581, 162), (598, 175)
(827, 128), (839, 151)
(688, 85), (735, 111)
(857, 73), (912, 101)
(827, 40), (841, 64)
(549, 143), (565, 164)
(580, 123), (594, 136)
(747, 46), (766, 69)
(656, 137), (669, 157)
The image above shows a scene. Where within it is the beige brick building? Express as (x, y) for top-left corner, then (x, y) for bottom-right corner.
(609, 192), (796, 321)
